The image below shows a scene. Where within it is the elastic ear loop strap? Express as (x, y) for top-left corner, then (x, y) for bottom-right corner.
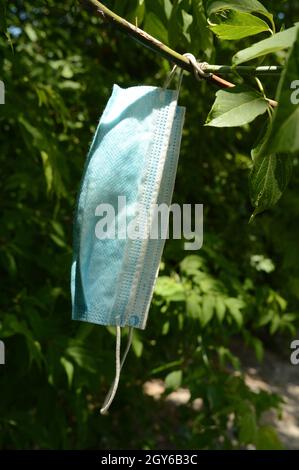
(163, 65), (184, 96)
(100, 326), (134, 415)
(163, 53), (211, 93)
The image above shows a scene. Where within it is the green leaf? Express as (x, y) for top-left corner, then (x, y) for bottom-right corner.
(251, 337), (264, 362)
(190, 0), (214, 57)
(162, 321), (170, 335)
(255, 310), (274, 328)
(255, 426), (284, 450)
(209, 11), (270, 41)
(180, 255), (205, 275)
(201, 295), (215, 326)
(132, 331), (143, 357)
(24, 24), (38, 42)
(250, 254), (275, 273)
(249, 152), (293, 217)
(270, 314), (281, 334)
(19, 116), (66, 197)
(225, 298), (244, 326)
(113, 0), (130, 16)
(41, 151), (53, 193)
(165, 370), (182, 391)
(238, 406), (258, 444)
(233, 25), (298, 64)
(61, 64), (73, 79)
(127, 0), (145, 25)
(182, 10), (193, 43)
(215, 296), (226, 322)
(205, 85), (269, 127)
(164, 0), (173, 20)
(218, 346), (240, 369)
(2, 251), (17, 277)
(144, 12), (168, 44)
(186, 292), (202, 319)
(150, 360), (183, 376)
(66, 345), (97, 373)
(206, 0), (271, 19)
(168, 0), (193, 48)
(51, 220), (65, 239)
(262, 28), (299, 155)
(50, 233), (67, 248)
(1, 314), (44, 367)
(60, 357), (74, 388)
(155, 276), (185, 302)
(144, 0), (168, 27)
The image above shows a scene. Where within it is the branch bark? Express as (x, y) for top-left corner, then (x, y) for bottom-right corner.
(85, 0), (278, 107)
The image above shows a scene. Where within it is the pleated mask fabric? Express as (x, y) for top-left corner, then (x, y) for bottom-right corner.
(71, 84), (185, 330)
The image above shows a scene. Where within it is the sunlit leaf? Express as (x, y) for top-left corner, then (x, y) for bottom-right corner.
(261, 28), (299, 155)
(165, 370), (182, 391)
(206, 0), (272, 21)
(201, 295), (215, 326)
(60, 357), (74, 387)
(233, 25), (298, 64)
(155, 276), (185, 302)
(206, 86), (269, 127)
(225, 298), (244, 326)
(209, 11), (270, 41)
(132, 331), (143, 357)
(186, 292), (202, 319)
(249, 152), (293, 217)
(215, 296), (226, 322)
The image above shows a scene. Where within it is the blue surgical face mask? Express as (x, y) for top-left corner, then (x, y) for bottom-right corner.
(71, 83), (185, 413)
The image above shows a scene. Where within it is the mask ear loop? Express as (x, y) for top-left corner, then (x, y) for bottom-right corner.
(100, 326), (134, 415)
(163, 64), (184, 95)
(163, 59), (185, 104)
(163, 63), (179, 89)
(163, 53), (211, 95)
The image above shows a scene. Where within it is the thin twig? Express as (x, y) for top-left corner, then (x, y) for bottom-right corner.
(205, 65), (282, 75)
(85, 0), (278, 107)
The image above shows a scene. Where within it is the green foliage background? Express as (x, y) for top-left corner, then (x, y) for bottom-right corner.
(0, 0), (298, 449)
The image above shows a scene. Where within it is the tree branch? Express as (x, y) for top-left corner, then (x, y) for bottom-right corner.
(85, 0), (278, 107)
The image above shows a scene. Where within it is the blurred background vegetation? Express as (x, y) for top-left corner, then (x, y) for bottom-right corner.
(0, 0), (298, 450)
